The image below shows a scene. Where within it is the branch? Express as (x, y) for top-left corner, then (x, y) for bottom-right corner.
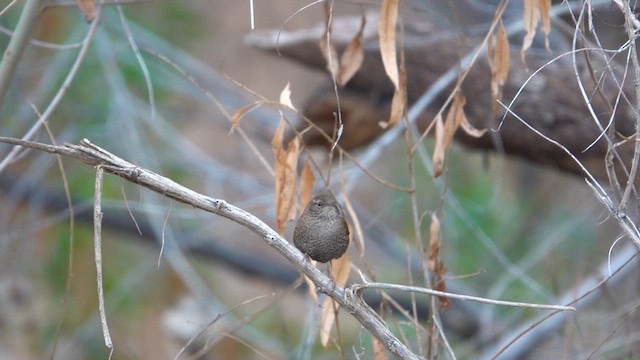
(0, 136), (419, 360)
(0, 0), (45, 107)
(350, 282), (575, 312)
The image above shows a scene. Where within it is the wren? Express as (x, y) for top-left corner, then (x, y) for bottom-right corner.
(293, 192), (350, 263)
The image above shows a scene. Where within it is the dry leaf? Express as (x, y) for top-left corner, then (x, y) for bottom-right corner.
(427, 214), (450, 309)
(338, 15), (366, 86)
(521, 0), (552, 63)
(279, 82), (297, 110)
(460, 117), (487, 138)
(272, 120), (299, 234)
(539, 0), (552, 50)
(76, 0), (96, 22)
(433, 94), (464, 177)
(340, 188), (364, 256)
(491, 22), (510, 114)
(230, 102), (258, 134)
(303, 274), (319, 304)
(373, 336), (389, 360)
(300, 161), (315, 209)
(432, 113), (446, 178)
(388, 64), (406, 125)
(432, 94), (484, 177)
(320, 255), (351, 347)
(379, 0), (399, 89)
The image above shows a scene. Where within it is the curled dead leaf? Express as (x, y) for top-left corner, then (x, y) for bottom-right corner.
(272, 120), (300, 234)
(521, 0), (552, 64)
(338, 15), (366, 86)
(230, 102), (260, 134)
(427, 214), (450, 310)
(379, 0), (399, 88)
(432, 94), (484, 177)
(490, 22), (510, 114)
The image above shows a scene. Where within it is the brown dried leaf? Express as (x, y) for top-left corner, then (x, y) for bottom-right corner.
(460, 117), (487, 138)
(379, 0), (399, 89)
(320, 255), (351, 347)
(433, 94), (466, 177)
(300, 161), (315, 210)
(272, 121), (299, 234)
(373, 336), (389, 360)
(282, 138), (300, 227)
(427, 214), (443, 275)
(521, 0), (538, 63)
(388, 63), (406, 125)
(230, 102), (257, 134)
(332, 254), (351, 287)
(427, 214), (450, 309)
(76, 0), (96, 22)
(521, 0), (552, 63)
(432, 114), (445, 178)
(491, 22), (510, 114)
(539, 0), (552, 50)
(303, 274), (319, 304)
(338, 15), (366, 86)
(340, 189), (364, 256)
(279, 82), (296, 111)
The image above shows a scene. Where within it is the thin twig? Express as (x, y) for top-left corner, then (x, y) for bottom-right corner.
(0, 5), (102, 173)
(350, 282), (575, 312)
(94, 166), (114, 356)
(0, 0), (45, 107)
(616, 0), (640, 212)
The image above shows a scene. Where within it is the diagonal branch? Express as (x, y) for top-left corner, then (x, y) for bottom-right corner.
(0, 136), (419, 360)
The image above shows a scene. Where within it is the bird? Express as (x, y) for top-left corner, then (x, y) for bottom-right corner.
(293, 192), (350, 263)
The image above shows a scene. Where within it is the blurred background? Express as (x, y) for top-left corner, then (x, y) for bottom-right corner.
(0, 1), (639, 359)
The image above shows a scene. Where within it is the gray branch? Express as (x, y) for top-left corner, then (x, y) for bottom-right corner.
(0, 136), (419, 360)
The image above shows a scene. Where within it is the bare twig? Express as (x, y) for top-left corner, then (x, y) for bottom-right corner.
(94, 166), (114, 356)
(0, 5), (101, 173)
(0, 0), (45, 107)
(0, 136), (420, 360)
(616, 0), (640, 212)
(350, 282), (575, 312)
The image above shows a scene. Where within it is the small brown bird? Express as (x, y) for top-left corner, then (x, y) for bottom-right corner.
(293, 192), (350, 263)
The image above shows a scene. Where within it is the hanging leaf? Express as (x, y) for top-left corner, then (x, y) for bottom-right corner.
(388, 63), (406, 125)
(340, 191), (364, 257)
(433, 94), (465, 177)
(320, 255), (351, 347)
(539, 0), (552, 50)
(373, 335), (389, 360)
(272, 120), (299, 234)
(432, 113), (446, 178)
(379, 0), (399, 88)
(490, 21), (510, 114)
(230, 102), (260, 134)
(338, 15), (366, 86)
(300, 161), (315, 210)
(521, 0), (552, 64)
(427, 214), (449, 309)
